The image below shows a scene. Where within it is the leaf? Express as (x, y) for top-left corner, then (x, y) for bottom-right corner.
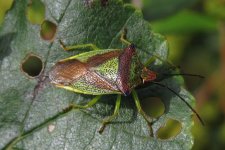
(142, 0), (198, 20)
(151, 10), (217, 34)
(0, 0), (195, 149)
(205, 0), (225, 20)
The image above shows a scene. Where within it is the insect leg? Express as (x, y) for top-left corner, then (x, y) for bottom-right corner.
(59, 40), (99, 51)
(120, 28), (131, 45)
(72, 95), (102, 109)
(98, 94), (121, 134)
(144, 56), (157, 67)
(132, 90), (154, 137)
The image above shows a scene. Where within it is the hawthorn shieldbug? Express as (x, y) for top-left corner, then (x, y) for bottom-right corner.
(49, 31), (204, 135)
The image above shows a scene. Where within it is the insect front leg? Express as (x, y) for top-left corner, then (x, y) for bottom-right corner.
(98, 94), (121, 134)
(132, 90), (154, 137)
(120, 28), (132, 46)
(59, 40), (99, 51)
(71, 95), (102, 109)
(144, 56), (157, 67)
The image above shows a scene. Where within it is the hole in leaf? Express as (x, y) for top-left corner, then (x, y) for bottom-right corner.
(157, 118), (182, 140)
(40, 20), (57, 41)
(0, 0), (14, 25)
(26, 0), (45, 24)
(21, 54), (43, 77)
(142, 97), (165, 118)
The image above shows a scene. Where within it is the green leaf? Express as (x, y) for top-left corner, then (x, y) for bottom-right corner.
(142, 0), (198, 20)
(0, 0), (195, 149)
(205, 0), (225, 20)
(151, 10), (217, 34)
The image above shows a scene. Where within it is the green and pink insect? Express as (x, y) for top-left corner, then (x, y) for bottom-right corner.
(49, 31), (204, 135)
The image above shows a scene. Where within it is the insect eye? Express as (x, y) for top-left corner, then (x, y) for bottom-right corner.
(130, 43), (135, 49)
(128, 44), (136, 54)
(124, 90), (131, 96)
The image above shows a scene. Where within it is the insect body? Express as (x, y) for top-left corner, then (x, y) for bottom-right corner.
(49, 32), (203, 135)
(49, 44), (155, 96)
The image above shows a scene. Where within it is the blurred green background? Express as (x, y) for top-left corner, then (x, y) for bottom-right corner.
(0, 0), (224, 149)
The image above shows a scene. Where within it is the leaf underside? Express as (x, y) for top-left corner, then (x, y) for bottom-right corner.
(0, 0), (194, 149)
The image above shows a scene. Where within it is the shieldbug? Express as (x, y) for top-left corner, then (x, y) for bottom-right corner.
(49, 30), (204, 135)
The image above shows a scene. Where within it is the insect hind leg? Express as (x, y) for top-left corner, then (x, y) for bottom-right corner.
(98, 94), (121, 134)
(120, 28), (132, 46)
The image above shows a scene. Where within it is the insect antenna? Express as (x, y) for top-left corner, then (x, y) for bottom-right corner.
(151, 81), (205, 126)
(143, 50), (204, 79)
